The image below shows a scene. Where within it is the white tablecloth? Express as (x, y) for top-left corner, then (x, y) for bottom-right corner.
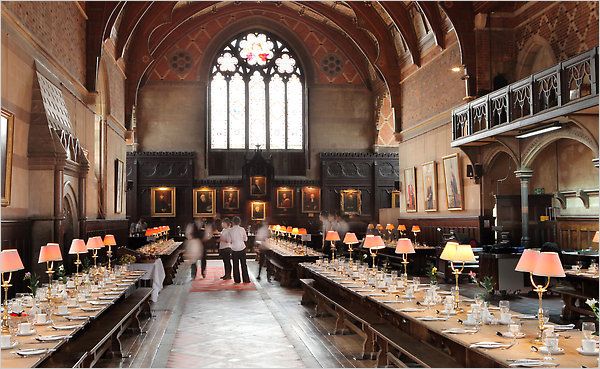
(128, 259), (165, 302)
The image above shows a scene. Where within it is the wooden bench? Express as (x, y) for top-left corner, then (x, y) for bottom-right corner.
(370, 323), (461, 368)
(267, 256), (294, 287)
(554, 285), (595, 320)
(40, 287), (153, 368)
(163, 248), (184, 285)
(300, 278), (382, 359)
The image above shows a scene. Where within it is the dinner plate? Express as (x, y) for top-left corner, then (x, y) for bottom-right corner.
(33, 320), (52, 326)
(576, 347), (599, 356)
(398, 307), (425, 312)
(98, 296), (114, 301)
(499, 331), (526, 339)
(36, 335), (71, 342)
(88, 300), (110, 306)
(538, 346), (564, 355)
(442, 328), (478, 334)
(80, 307), (101, 312)
(52, 324), (82, 330)
(508, 360), (558, 367)
(470, 341), (508, 349)
(54, 312), (70, 316)
(65, 316), (88, 321)
(416, 316), (448, 321)
(15, 348), (49, 356)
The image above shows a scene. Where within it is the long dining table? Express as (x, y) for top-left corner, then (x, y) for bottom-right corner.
(1, 269), (147, 368)
(299, 262), (599, 368)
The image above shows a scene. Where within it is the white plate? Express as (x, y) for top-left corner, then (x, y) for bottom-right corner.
(0, 341), (18, 350)
(88, 300), (110, 306)
(439, 310), (457, 316)
(500, 331), (526, 339)
(36, 335), (71, 342)
(65, 316), (88, 321)
(398, 308), (425, 312)
(16, 330), (36, 336)
(442, 328), (478, 334)
(52, 324), (82, 330)
(98, 296), (114, 301)
(539, 346), (564, 355)
(576, 347), (600, 356)
(80, 307), (101, 312)
(15, 348), (49, 356)
(416, 316), (448, 321)
(33, 320), (52, 326)
(54, 312), (70, 316)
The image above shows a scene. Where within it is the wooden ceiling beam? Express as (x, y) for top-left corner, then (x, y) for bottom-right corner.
(416, 1), (446, 50)
(85, 1), (121, 91)
(114, 2), (154, 60)
(380, 1), (422, 67)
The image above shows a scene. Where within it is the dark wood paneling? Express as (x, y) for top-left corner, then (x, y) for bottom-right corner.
(396, 216), (494, 247)
(208, 151), (306, 176)
(555, 217), (598, 250)
(1, 220), (32, 295)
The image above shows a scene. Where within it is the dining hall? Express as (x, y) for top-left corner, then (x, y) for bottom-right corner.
(0, 1), (599, 368)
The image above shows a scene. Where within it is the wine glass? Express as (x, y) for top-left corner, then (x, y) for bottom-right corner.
(543, 336), (558, 362)
(582, 322), (596, 339)
(474, 294), (484, 308)
(499, 300), (510, 314)
(509, 323), (520, 345)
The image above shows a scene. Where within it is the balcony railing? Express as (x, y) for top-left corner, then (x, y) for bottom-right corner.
(452, 47), (598, 146)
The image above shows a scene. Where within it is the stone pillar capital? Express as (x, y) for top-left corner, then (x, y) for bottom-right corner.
(514, 168), (533, 179)
(593, 158), (599, 168)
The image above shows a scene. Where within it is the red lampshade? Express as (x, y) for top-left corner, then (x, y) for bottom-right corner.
(343, 232), (359, 244)
(298, 228), (308, 235)
(103, 234), (117, 246)
(386, 224), (395, 231)
(39, 243), (63, 263)
(325, 231), (340, 241)
(515, 249), (539, 273)
(363, 235), (385, 249)
(86, 236), (104, 250)
(397, 225), (406, 231)
(69, 239), (87, 255)
(395, 238), (415, 254)
(532, 252), (565, 278)
(286, 226), (293, 233)
(411, 225), (421, 232)
(0, 249), (24, 272)
(593, 231), (599, 243)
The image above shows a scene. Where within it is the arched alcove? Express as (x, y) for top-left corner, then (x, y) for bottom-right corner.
(515, 35), (557, 80)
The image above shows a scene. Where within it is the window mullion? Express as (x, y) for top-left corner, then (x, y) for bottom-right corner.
(226, 76), (230, 149)
(245, 75), (250, 150)
(265, 77), (270, 151)
(284, 78), (288, 150)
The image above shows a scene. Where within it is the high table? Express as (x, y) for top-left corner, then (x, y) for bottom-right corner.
(300, 262), (598, 368)
(263, 241), (323, 287)
(137, 240), (183, 285)
(127, 259), (166, 302)
(1, 270), (146, 368)
(558, 268), (599, 319)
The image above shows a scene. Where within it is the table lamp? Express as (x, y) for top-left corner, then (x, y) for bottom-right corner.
(0, 249), (24, 334)
(395, 238), (415, 277)
(397, 224), (406, 237)
(39, 243), (63, 298)
(103, 234), (117, 270)
(363, 235), (385, 269)
(343, 232), (359, 263)
(440, 241), (475, 310)
(299, 228), (308, 254)
(69, 239), (87, 288)
(325, 231), (340, 261)
(516, 250), (565, 342)
(411, 225), (421, 244)
(86, 236), (104, 267)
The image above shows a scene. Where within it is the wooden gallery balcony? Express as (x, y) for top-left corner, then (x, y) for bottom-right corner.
(452, 47), (599, 147)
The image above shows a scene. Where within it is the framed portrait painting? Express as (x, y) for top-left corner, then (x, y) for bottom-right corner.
(442, 153), (463, 210)
(421, 161), (438, 212)
(151, 187), (176, 217)
(301, 186), (321, 213)
(114, 159), (125, 214)
(222, 188), (239, 211)
(251, 201), (266, 220)
(1, 109), (14, 207)
(276, 187), (294, 209)
(391, 191), (400, 208)
(340, 189), (361, 215)
(193, 188), (216, 217)
(403, 167), (417, 212)
(250, 176), (267, 197)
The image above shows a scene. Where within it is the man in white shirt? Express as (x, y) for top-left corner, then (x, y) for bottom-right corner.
(222, 216), (250, 283)
(219, 218), (232, 280)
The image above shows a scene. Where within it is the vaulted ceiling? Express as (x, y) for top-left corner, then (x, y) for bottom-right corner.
(84, 1), (523, 129)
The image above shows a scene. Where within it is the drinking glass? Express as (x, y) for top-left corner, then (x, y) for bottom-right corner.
(509, 323), (520, 344)
(499, 300), (510, 314)
(474, 294), (484, 307)
(543, 336), (558, 362)
(582, 322), (596, 339)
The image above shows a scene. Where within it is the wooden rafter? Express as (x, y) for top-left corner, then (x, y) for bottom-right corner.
(380, 1), (422, 67)
(416, 1), (446, 50)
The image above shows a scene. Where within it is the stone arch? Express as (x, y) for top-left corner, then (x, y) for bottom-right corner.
(482, 142), (520, 171)
(96, 58), (111, 118)
(521, 124), (599, 168)
(515, 35), (557, 80)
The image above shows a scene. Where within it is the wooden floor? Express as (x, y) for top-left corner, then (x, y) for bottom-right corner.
(97, 259), (567, 368)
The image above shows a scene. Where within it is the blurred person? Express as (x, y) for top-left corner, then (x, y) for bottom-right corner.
(255, 221), (270, 281)
(184, 220), (204, 280)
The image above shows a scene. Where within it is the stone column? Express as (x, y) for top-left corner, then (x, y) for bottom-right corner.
(515, 168), (533, 248)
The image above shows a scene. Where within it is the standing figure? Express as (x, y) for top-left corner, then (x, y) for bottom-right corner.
(184, 221), (204, 281)
(219, 218), (232, 280)
(255, 221), (270, 281)
(223, 216), (250, 283)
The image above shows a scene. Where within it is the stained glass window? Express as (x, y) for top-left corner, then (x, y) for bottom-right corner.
(209, 31), (305, 150)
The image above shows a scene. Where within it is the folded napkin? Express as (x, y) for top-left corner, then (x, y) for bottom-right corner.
(470, 341), (511, 349)
(398, 307), (426, 312)
(508, 359), (559, 367)
(353, 289), (375, 292)
(546, 324), (575, 331)
(380, 300), (408, 304)
(515, 314), (536, 320)
(65, 316), (88, 321)
(15, 348), (53, 356)
(52, 324), (82, 330)
(35, 335), (72, 342)
(442, 328), (478, 334)
(416, 316), (448, 321)
(367, 293), (387, 297)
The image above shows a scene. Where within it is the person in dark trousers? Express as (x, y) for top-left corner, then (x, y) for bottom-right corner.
(219, 218), (232, 280)
(255, 221), (270, 281)
(185, 220), (203, 280)
(222, 216), (250, 283)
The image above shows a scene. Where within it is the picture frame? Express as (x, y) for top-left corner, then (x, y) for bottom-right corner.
(222, 188), (240, 211)
(249, 176), (267, 196)
(442, 153), (463, 211)
(403, 167), (417, 212)
(276, 187), (294, 209)
(151, 187), (176, 217)
(251, 201), (266, 220)
(1, 109), (14, 207)
(301, 186), (321, 213)
(193, 188), (216, 217)
(421, 161), (438, 212)
(340, 189), (361, 215)
(391, 190), (400, 208)
(114, 159), (125, 214)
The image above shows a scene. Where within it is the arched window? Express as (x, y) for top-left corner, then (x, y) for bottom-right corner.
(209, 31), (305, 151)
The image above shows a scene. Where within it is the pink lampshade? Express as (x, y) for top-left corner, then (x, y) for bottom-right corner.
(363, 235), (385, 250)
(440, 242), (475, 262)
(38, 243), (63, 263)
(343, 232), (359, 244)
(515, 249), (540, 273)
(395, 238), (415, 254)
(86, 236), (104, 250)
(69, 239), (88, 255)
(593, 231), (599, 243)
(0, 249), (24, 272)
(103, 234), (117, 246)
(532, 252), (565, 277)
(325, 231), (340, 241)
